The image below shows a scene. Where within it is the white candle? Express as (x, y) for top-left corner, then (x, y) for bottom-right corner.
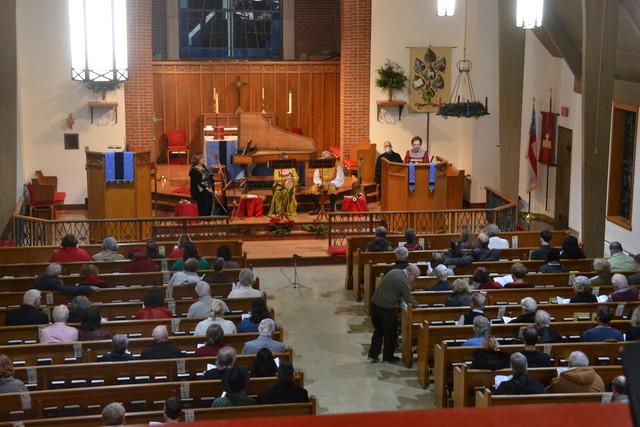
(288, 91), (292, 114)
(262, 87), (265, 100)
(215, 93), (219, 114)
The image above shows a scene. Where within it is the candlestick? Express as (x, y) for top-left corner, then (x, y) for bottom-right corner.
(215, 92), (219, 114)
(288, 91), (292, 114)
(262, 87), (265, 100)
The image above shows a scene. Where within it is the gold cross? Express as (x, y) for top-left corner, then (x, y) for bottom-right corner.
(145, 112), (163, 142)
(233, 76), (247, 113)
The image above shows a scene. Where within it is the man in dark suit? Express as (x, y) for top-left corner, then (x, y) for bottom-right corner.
(259, 362), (309, 404)
(5, 289), (49, 326)
(139, 325), (185, 360)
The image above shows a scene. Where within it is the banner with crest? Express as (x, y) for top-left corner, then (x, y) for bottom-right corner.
(409, 47), (452, 113)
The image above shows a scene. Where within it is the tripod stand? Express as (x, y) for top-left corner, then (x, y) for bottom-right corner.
(278, 254), (311, 296)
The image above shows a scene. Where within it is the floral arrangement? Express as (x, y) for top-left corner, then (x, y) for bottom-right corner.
(268, 217), (294, 235)
(375, 59), (408, 101)
(302, 223), (329, 237)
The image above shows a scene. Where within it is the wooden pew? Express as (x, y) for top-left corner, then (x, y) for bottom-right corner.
(475, 389), (605, 407)
(401, 301), (638, 367)
(454, 364), (622, 407)
(12, 350), (293, 390)
(433, 341), (625, 408)
(0, 374), (303, 421)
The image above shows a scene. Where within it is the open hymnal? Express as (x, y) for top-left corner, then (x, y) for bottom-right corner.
(494, 375), (512, 388)
(493, 275), (514, 286)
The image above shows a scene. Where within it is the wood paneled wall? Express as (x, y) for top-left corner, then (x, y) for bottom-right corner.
(152, 61), (340, 162)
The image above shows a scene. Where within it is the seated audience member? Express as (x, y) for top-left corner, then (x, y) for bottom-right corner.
(627, 254), (640, 286)
(473, 267), (502, 290)
(529, 229), (553, 260)
(520, 325), (552, 367)
(203, 346), (236, 380)
(590, 258), (612, 286)
(459, 227), (476, 250)
(49, 233), (92, 263)
(570, 275), (597, 303)
(427, 265), (453, 291)
(33, 263), (99, 295)
(403, 228), (423, 251)
(169, 234), (197, 259)
(607, 241), (636, 272)
(100, 334), (135, 362)
(250, 348), (278, 378)
(139, 325), (185, 360)
(145, 238), (165, 259)
(121, 247), (158, 273)
(427, 253), (454, 277)
(611, 376), (629, 403)
(218, 245), (240, 269)
(171, 241), (209, 271)
(259, 362), (310, 404)
(457, 293), (489, 325)
(204, 257), (235, 283)
(495, 352), (546, 395)
(508, 297), (537, 324)
(212, 367), (256, 407)
(187, 281), (229, 318)
(375, 140), (402, 186)
(40, 304), (78, 343)
(486, 224), (509, 249)
(77, 264), (108, 288)
(463, 315), (491, 346)
(470, 335), (510, 370)
(92, 236), (125, 261)
(67, 295), (90, 323)
(135, 286), (173, 320)
(362, 226), (395, 252)
(168, 258), (201, 286)
(385, 246), (410, 273)
(442, 239), (465, 261)
(582, 306), (623, 342)
(627, 308), (640, 341)
(195, 324), (226, 357)
(444, 279), (471, 307)
(242, 318), (285, 355)
(503, 263), (532, 288)
(5, 289), (49, 326)
(560, 235), (586, 259)
(535, 310), (563, 343)
(445, 234), (500, 266)
(0, 354), (28, 394)
(609, 273), (639, 302)
(237, 298), (273, 333)
(194, 300), (237, 335)
(160, 396), (183, 424)
(101, 402), (126, 426)
(228, 268), (262, 299)
(546, 351), (605, 393)
(538, 247), (565, 273)
(77, 307), (111, 341)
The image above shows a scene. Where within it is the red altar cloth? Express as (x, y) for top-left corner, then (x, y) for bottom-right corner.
(236, 197), (264, 218)
(342, 196), (368, 212)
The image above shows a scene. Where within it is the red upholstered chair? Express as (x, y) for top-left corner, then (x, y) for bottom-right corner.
(166, 130), (189, 165)
(329, 146), (356, 175)
(27, 171), (66, 219)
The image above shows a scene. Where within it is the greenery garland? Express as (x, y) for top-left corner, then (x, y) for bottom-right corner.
(436, 101), (489, 119)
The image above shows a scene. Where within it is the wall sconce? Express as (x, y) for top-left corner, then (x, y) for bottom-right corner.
(68, 0), (128, 82)
(516, 0), (544, 29)
(437, 0), (456, 16)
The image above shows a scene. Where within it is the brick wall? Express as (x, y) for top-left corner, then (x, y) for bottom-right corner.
(295, 0), (341, 58)
(152, 0), (167, 60)
(339, 0), (371, 158)
(125, 0), (155, 154)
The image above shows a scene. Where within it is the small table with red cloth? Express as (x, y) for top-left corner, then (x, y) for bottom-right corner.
(342, 195), (368, 212)
(235, 196), (264, 219)
(174, 201), (199, 217)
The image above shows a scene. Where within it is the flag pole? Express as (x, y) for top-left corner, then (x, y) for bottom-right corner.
(545, 88), (552, 211)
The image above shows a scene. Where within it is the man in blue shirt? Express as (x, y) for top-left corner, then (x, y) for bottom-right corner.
(582, 306), (623, 342)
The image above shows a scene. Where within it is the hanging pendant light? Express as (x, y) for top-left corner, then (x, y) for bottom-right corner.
(68, 0), (128, 82)
(437, 0), (456, 16)
(516, 0), (544, 29)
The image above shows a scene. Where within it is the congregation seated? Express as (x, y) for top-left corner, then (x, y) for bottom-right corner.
(0, 354), (27, 394)
(457, 293), (489, 325)
(442, 238), (465, 262)
(546, 351), (605, 393)
(570, 276), (597, 303)
(470, 335), (510, 370)
(102, 402), (126, 426)
(472, 267), (502, 290)
(195, 300), (237, 335)
(520, 325), (552, 367)
(259, 362), (309, 404)
(228, 268), (261, 299)
(159, 396), (183, 424)
(384, 246), (409, 273)
(171, 241), (209, 271)
(49, 233), (91, 263)
(218, 244), (240, 269)
(427, 264), (453, 291)
(168, 257), (201, 286)
(627, 254), (640, 286)
(135, 286), (173, 320)
(444, 279), (471, 307)
(213, 366), (256, 407)
(503, 263), (532, 288)
(611, 376), (629, 403)
(486, 224), (509, 249)
(494, 353), (546, 395)
(77, 263), (108, 288)
(560, 235), (586, 259)
(507, 297), (537, 323)
(100, 334), (135, 362)
(250, 348), (278, 378)
(538, 247), (565, 273)
(463, 316), (491, 346)
(204, 257), (235, 283)
(92, 236), (125, 261)
(188, 281), (229, 318)
(627, 308), (640, 341)
(529, 229), (553, 260)
(68, 295), (90, 323)
(195, 324), (226, 357)
(242, 318), (285, 355)
(607, 241), (635, 272)
(445, 233), (500, 266)
(122, 247), (158, 273)
(139, 325), (185, 360)
(237, 298), (273, 333)
(40, 304), (78, 343)
(145, 238), (165, 259)
(534, 310), (563, 343)
(609, 273), (639, 302)
(582, 306), (623, 342)
(459, 227), (476, 250)
(362, 226), (395, 252)
(4, 289), (49, 326)
(77, 306), (111, 341)
(203, 346), (236, 380)
(168, 234), (200, 259)
(590, 258), (612, 286)
(33, 263), (99, 295)
(428, 253), (454, 277)
(403, 228), (423, 251)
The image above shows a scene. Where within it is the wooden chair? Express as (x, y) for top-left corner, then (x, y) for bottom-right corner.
(166, 130), (189, 164)
(26, 171), (66, 219)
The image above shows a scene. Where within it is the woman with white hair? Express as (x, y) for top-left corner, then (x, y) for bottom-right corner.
(194, 300), (237, 335)
(228, 268), (261, 299)
(570, 275), (597, 303)
(92, 237), (125, 261)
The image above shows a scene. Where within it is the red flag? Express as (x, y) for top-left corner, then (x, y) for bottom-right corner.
(539, 112), (556, 165)
(525, 106), (538, 193)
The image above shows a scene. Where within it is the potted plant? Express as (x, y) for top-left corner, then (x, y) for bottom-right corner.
(375, 60), (408, 101)
(84, 80), (123, 101)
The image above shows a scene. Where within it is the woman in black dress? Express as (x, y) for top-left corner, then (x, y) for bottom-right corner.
(189, 153), (214, 216)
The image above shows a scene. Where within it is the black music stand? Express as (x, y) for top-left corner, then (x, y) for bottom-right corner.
(308, 158), (336, 222)
(268, 159), (298, 219)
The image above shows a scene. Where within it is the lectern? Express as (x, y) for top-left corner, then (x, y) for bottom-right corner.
(85, 148), (152, 219)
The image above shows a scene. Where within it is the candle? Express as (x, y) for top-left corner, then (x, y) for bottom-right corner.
(438, 97), (442, 108)
(288, 91), (292, 114)
(262, 87), (265, 100)
(466, 100), (470, 115)
(457, 95), (460, 103)
(215, 93), (219, 114)
(485, 97), (488, 110)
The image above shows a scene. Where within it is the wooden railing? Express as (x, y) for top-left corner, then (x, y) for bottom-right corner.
(327, 187), (517, 246)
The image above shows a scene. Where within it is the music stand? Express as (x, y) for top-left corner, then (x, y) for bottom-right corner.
(308, 158), (336, 222)
(268, 159), (298, 219)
